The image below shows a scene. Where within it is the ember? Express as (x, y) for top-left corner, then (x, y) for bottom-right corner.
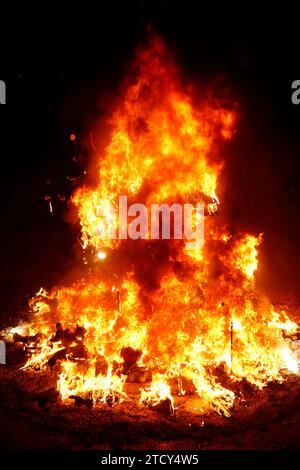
(2, 37), (300, 419)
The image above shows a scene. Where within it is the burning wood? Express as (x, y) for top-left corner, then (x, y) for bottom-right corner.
(148, 397), (174, 416)
(141, 374), (175, 416)
(13, 332), (43, 347)
(50, 323), (86, 347)
(48, 339), (88, 369)
(48, 348), (68, 368)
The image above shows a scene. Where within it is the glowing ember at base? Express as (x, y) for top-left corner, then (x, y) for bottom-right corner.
(141, 373), (175, 415)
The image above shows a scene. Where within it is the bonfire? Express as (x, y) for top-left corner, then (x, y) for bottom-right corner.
(2, 37), (299, 420)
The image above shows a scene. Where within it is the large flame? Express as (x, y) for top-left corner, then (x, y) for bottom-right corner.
(4, 37), (299, 416)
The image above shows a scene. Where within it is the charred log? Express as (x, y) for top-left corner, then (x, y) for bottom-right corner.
(51, 323), (86, 347)
(13, 332), (43, 347)
(69, 395), (93, 409)
(48, 348), (67, 368)
(48, 344), (88, 368)
(148, 398), (174, 416)
(31, 387), (59, 408)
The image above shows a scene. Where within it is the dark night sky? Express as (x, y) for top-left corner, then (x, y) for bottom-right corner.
(0, 2), (300, 321)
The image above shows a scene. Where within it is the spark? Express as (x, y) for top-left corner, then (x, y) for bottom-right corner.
(97, 251), (107, 260)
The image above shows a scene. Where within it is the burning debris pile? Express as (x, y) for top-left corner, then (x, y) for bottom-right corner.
(2, 37), (300, 418)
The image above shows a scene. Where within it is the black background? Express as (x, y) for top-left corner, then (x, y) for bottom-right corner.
(0, 1), (300, 323)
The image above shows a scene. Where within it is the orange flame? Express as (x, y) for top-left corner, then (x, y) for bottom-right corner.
(4, 37), (299, 417)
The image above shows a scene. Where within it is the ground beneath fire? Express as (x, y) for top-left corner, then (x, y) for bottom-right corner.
(0, 293), (300, 450)
(0, 368), (300, 450)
